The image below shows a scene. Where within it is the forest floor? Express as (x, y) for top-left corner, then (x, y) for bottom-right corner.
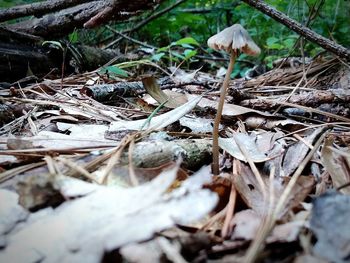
(1, 53), (350, 263)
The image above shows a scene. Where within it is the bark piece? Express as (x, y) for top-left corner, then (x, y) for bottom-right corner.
(120, 139), (212, 170)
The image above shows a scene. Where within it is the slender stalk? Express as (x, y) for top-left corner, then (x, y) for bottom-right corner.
(212, 50), (236, 175)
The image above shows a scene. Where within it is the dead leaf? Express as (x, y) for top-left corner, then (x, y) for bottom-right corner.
(230, 209), (261, 241)
(0, 166), (217, 263)
(6, 131), (116, 150)
(56, 123), (109, 141)
(109, 95), (202, 131)
(142, 76), (186, 108)
(219, 133), (269, 163)
(0, 189), (28, 247)
(233, 163), (315, 217)
(283, 128), (324, 177)
(245, 116), (306, 130)
(120, 239), (163, 263)
(193, 96), (272, 117)
(321, 137), (350, 194)
(180, 116), (216, 133)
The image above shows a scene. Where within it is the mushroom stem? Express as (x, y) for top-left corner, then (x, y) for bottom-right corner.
(212, 50), (237, 175)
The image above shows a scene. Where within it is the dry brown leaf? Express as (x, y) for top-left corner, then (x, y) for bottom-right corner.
(219, 133), (269, 163)
(233, 163), (315, 217)
(283, 128), (324, 177)
(229, 209), (306, 244)
(321, 137), (350, 194)
(245, 116), (306, 130)
(192, 96), (272, 117)
(142, 76), (187, 108)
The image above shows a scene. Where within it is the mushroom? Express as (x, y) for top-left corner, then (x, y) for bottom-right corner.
(208, 24), (261, 175)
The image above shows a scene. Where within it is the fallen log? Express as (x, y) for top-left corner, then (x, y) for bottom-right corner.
(3, 0), (162, 38)
(0, 27), (139, 82)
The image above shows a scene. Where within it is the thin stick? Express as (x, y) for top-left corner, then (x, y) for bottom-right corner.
(212, 50), (236, 175)
(128, 139), (139, 186)
(221, 160), (239, 238)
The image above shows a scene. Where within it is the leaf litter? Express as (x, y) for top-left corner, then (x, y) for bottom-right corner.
(0, 55), (350, 262)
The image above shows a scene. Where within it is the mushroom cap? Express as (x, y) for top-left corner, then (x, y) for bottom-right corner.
(207, 24), (260, 56)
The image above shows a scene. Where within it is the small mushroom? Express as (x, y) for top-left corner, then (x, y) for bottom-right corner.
(208, 24), (261, 175)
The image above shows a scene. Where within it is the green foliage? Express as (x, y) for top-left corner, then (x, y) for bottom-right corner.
(135, 0), (349, 69)
(151, 37), (199, 67)
(0, 0), (30, 8)
(68, 29), (79, 44)
(99, 65), (129, 79)
(1, 0), (349, 75)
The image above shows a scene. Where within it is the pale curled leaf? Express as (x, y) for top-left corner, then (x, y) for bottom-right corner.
(109, 95), (202, 131)
(6, 131), (115, 151)
(56, 123), (109, 141)
(180, 116), (216, 133)
(219, 133), (269, 163)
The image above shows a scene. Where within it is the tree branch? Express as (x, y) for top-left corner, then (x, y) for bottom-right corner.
(0, 0), (91, 22)
(241, 0), (350, 61)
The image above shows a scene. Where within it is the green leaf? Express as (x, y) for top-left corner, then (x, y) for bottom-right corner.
(69, 30), (78, 43)
(180, 44), (194, 49)
(175, 37), (199, 46)
(283, 38), (295, 49)
(100, 65), (129, 77)
(266, 37), (279, 46)
(239, 67), (251, 78)
(230, 63), (241, 78)
(230, 68), (241, 78)
(183, 49), (197, 60)
(264, 55), (279, 68)
(158, 46), (170, 52)
(171, 51), (185, 60)
(151, 52), (165, 62)
(268, 43), (284, 50)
